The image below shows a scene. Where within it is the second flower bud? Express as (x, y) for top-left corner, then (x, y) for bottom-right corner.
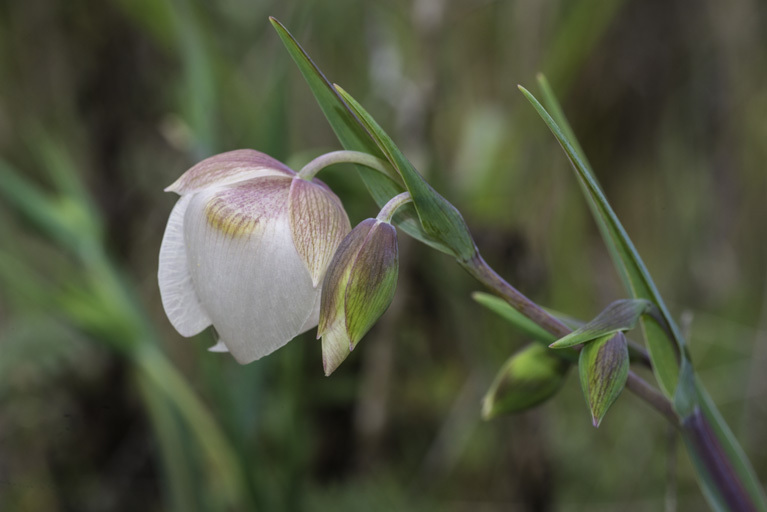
(318, 218), (399, 376)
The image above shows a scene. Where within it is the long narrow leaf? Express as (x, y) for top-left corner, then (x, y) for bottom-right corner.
(269, 18), (436, 249)
(550, 299), (652, 349)
(334, 85), (476, 261)
(522, 79), (767, 511)
(693, 379), (767, 510)
(271, 18), (477, 260)
(519, 83), (682, 398)
(472, 292), (556, 344)
(0, 160), (88, 256)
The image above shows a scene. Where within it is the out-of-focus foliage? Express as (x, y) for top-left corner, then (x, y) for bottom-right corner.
(0, 1), (765, 511)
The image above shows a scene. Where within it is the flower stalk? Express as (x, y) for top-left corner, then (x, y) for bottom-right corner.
(298, 150), (400, 184)
(375, 192), (413, 223)
(461, 253), (678, 426)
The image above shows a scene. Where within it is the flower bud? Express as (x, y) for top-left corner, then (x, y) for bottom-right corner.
(318, 218), (399, 375)
(579, 331), (629, 427)
(158, 149), (351, 364)
(482, 343), (570, 419)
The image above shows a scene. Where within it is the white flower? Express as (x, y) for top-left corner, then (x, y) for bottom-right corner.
(158, 149), (351, 364)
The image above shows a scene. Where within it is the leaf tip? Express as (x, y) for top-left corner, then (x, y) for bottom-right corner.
(332, 83), (348, 97)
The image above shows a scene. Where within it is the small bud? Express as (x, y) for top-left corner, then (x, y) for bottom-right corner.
(318, 218), (399, 375)
(578, 332), (629, 427)
(482, 343), (570, 419)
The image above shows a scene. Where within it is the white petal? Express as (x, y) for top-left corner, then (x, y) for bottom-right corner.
(297, 290), (321, 335)
(184, 178), (319, 364)
(208, 339), (229, 352)
(166, 149), (295, 195)
(158, 194), (213, 336)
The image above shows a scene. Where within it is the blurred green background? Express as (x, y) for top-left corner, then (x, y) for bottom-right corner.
(1, 0), (766, 510)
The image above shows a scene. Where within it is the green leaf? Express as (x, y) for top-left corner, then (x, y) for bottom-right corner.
(270, 17), (448, 254)
(690, 380), (767, 511)
(482, 343), (569, 419)
(0, 159), (92, 258)
(519, 80), (682, 398)
(525, 76), (767, 512)
(578, 332), (629, 427)
(549, 299), (652, 349)
(472, 291), (556, 344)
(335, 85), (477, 261)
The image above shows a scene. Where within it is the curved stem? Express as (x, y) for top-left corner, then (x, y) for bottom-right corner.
(298, 150), (401, 184)
(626, 370), (677, 424)
(461, 252), (678, 426)
(376, 192), (412, 224)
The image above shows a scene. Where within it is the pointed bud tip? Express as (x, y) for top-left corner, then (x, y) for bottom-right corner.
(323, 356), (343, 377)
(322, 355), (333, 376)
(592, 416), (602, 428)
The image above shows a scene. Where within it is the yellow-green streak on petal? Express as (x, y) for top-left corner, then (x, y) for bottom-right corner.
(204, 177), (291, 237)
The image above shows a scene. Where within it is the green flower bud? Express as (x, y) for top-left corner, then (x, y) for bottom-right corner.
(579, 332), (629, 427)
(318, 218), (399, 375)
(482, 343), (570, 419)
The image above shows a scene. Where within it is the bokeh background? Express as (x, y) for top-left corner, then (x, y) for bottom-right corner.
(1, 0), (766, 510)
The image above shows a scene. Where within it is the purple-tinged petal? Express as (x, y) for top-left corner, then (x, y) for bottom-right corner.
(166, 149), (295, 195)
(203, 176), (292, 237)
(289, 178), (351, 287)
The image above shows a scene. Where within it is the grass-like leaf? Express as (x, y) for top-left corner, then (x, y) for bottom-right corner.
(334, 85), (477, 261)
(522, 77), (767, 512)
(519, 81), (682, 399)
(271, 18), (477, 261)
(269, 18), (441, 251)
(688, 380), (767, 511)
(472, 291), (556, 344)
(549, 299), (652, 349)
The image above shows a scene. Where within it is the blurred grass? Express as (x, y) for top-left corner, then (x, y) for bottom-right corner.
(0, 0), (765, 510)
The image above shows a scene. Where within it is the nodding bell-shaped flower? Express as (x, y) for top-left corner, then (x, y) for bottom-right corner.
(158, 149), (351, 364)
(318, 218), (399, 376)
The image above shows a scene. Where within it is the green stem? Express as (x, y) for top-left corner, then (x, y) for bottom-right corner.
(297, 150), (400, 183)
(461, 252), (678, 425)
(376, 192), (413, 224)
